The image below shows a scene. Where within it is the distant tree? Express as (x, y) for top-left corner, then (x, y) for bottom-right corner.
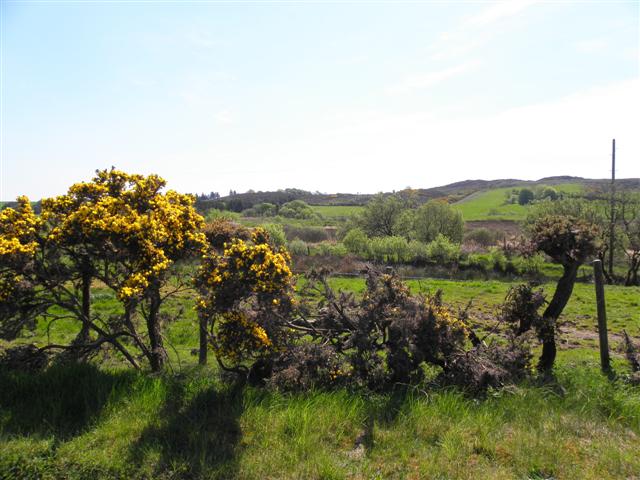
(412, 200), (464, 243)
(278, 200), (317, 220)
(358, 194), (407, 237)
(539, 186), (558, 201)
(518, 188), (535, 205)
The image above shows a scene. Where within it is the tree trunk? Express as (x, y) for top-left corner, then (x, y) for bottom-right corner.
(625, 254), (639, 286)
(146, 283), (167, 372)
(538, 262), (579, 372)
(199, 315), (208, 365)
(78, 268), (92, 342)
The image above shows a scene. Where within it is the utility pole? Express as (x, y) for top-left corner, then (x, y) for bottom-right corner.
(608, 139), (616, 277)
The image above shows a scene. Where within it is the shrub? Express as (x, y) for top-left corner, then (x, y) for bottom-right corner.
(311, 242), (348, 258)
(342, 228), (369, 256)
(261, 223), (287, 248)
(203, 219), (250, 250)
(466, 252), (493, 272)
(488, 247), (507, 271)
(368, 236), (411, 263)
(283, 225), (328, 243)
(464, 228), (497, 247)
(278, 200), (318, 220)
(408, 240), (429, 264)
(413, 200), (464, 243)
(287, 238), (309, 256)
(426, 234), (461, 264)
(195, 228), (295, 374)
(241, 202), (277, 217)
(204, 208), (240, 222)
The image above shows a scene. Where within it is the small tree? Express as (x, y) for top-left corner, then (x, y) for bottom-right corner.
(357, 194), (407, 237)
(413, 200), (464, 243)
(518, 188), (535, 205)
(2, 169), (206, 371)
(527, 215), (600, 371)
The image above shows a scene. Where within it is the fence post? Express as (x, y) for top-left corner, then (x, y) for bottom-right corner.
(593, 259), (611, 372)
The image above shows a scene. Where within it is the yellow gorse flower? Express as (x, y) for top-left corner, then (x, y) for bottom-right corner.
(40, 168), (206, 300)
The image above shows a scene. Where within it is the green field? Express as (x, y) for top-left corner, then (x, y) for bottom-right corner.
(311, 205), (364, 219)
(453, 184), (584, 221)
(2, 274), (640, 479)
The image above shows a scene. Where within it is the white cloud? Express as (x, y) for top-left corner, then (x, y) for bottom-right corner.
(430, 0), (540, 62)
(213, 109), (233, 125)
(386, 60), (482, 94)
(461, 0), (539, 29)
(575, 38), (609, 54)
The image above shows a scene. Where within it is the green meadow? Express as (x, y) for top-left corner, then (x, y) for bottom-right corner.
(453, 184), (584, 221)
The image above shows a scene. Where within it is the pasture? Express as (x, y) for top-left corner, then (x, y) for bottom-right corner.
(453, 184), (584, 221)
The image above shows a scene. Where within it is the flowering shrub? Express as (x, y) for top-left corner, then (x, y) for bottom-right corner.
(196, 228), (295, 372)
(1, 168), (206, 371)
(42, 168), (206, 301)
(0, 198), (44, 339)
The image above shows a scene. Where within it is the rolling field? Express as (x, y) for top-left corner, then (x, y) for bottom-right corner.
(453, 184), (584, 221)
(311, 205), (364, 219)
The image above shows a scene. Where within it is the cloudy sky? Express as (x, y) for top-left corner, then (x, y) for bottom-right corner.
(1, 0), (638, 200)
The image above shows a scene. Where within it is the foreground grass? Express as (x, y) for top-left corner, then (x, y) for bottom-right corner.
(1, 350), (639, 479)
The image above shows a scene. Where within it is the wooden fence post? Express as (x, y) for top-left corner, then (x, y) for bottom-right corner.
(593, 259), (611, 372)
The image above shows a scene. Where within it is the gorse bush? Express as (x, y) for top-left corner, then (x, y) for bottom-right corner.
(1, 168), (206, 371)
(196, 228), (295, 374)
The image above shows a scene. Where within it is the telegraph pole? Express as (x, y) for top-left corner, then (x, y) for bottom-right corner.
(608, 139), (616, 277)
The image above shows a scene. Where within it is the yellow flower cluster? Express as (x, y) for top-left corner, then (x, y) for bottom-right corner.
(204, 235), (292, 296)
(41, 168), (206, 300)
(211, 311), (273, 361)
(429, 300), (469, 336)
(0, 197), (40, 258)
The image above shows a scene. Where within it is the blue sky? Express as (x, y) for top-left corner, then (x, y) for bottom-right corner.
(1, 1), (638, 199)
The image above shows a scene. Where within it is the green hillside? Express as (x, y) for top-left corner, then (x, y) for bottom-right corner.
(453, 184), (583, 221)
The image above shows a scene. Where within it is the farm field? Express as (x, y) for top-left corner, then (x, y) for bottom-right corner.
(453, 184), (584, 221)
(311, 205), (364, 219)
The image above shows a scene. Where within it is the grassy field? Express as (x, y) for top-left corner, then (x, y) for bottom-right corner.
(1, 351), (639, 479)
(453, 184), (584, 221)
(2, 273), (640, 479)
(311, 205), (364, 219)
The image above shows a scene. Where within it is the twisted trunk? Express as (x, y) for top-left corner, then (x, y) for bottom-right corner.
(538, 262), (579, 372)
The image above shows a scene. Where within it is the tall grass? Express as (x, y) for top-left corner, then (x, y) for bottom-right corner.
(1, 350), (639, 479)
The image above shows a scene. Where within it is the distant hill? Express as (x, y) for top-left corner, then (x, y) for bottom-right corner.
(3, 176), (639, 213)
(197, 176), (640, 213)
